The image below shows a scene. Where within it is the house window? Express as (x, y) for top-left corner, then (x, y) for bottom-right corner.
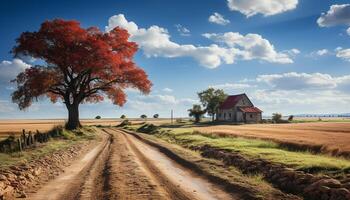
(250, 114), (253, 118)
(224, 113), (226, 119)
(218, 113), (221, 117)
(229, 113), (231, 118)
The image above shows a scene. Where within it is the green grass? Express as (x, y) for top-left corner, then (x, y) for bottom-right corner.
(127, 124), (350, 173)
(0, 126), (97, 169)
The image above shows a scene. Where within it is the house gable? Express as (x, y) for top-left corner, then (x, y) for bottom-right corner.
(219, 93), (253, 110)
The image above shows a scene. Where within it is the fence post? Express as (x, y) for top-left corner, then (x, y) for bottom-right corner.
(22, 129), (27, 149)
(17, 138), (22, 152)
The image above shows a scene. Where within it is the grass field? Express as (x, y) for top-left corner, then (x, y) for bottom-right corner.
(126, 124), (350, 172)
(193, 122), (350, 156)
(0, 118), (173, 137)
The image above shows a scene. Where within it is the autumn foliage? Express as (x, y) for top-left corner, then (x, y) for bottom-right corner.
(12, 19), (152, 129)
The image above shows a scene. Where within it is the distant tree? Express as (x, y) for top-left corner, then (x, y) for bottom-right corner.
(95, 115), (101, 119)
(198, 88), (227, 122)
(188, 104), (206, 123)
(288, 115), (294, 121)
(140, 114), (147, 120)
(153, 114), (159, 118)
(11, 19), (152, 130)
(120, 115), (126, 119)
(272, 113), (282, 123)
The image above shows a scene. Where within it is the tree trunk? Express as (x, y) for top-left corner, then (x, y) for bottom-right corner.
(66, 103), (81, 130)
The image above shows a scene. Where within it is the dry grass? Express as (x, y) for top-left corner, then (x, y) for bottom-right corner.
(0, 118), (174, 137)
(194, 122), (350, 155)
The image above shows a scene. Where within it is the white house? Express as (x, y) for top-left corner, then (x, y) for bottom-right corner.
(217, 93), (262, 123)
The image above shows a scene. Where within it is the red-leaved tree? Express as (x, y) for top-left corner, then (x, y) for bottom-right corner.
(11, 19), (152, 129)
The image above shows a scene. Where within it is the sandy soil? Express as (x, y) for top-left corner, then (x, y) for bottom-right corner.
(195, 122), (350, 153)
(27, 128), (236, 200)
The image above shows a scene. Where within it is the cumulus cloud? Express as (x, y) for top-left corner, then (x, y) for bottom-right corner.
(203, 32), (293, 64)
(210, 83), (253, 90)
(227, 0), (298, 17)
(175, 24), (190, 36)
(317, 4), (350, 27)
(105, 14), (293, 68)
(347, 27), (350, 36)
(316, 49), (329, 56)
(256, 72), (350, 92)
(336, 48), (350, 62)
(0, 59), (30, 84)
(208, 12), (230, 25)
(162, 88), (173, 92)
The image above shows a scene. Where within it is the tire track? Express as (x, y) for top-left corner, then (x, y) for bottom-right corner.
(105, 128), (236, 200)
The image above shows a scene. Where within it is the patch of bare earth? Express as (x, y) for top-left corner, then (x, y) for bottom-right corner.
(104, 128), (237, 200)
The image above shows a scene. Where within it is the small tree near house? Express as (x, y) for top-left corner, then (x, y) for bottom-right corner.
(288, 115), (294, 121)
(272, 113), (283, 123)
(120, 115), (126, 119)
(153, 114), (159, 118)
(140, 114), (147, 120)
(198, 88), (227, 122)
(188, 104), (206, 123)
(11, 19), (152, 130)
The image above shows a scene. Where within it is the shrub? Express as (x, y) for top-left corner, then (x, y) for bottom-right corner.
(95, 115), (101, 119)
(153, 114), (159, 118)
(288, 115), (294, 121)
(120, 115), (126, 119)
(137, 123), (159, 134)
(272, 113), (282, 122)
(117, 119), (131, 127)
(140, 114), (147, 119)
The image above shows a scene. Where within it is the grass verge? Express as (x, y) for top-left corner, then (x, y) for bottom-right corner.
(0, 126), (97, 169)
(124, 124), (350, 174)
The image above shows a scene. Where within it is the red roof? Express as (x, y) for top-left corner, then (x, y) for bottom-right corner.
(219, 94), (246, 109)
(239, 107), (262, 113)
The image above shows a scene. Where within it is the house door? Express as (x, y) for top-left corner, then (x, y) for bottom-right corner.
(243, 113), (247, 123)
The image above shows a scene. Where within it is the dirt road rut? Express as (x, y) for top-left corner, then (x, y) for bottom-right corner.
(27, 128), (236, 200)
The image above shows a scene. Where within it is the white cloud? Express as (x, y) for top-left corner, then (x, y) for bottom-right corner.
(203, 32), (293, 64)
(227, 0), (298, 17)
(105, 14), (293, 68)
(208, 12), (230, 25)
(256, 72), (350, 92)
(316, 49), (329, 56)
(336, 48), (350, 62)
(347, 27), (350, 36)
(0, 59), (30, 84)
(283, 48), (300, 56)
(252, 89), (350, 115)
(162, 88), (173, 92)
(210, 83), (253, 90)
(317, 4), (350, 27)
(175, 24), (190, 36)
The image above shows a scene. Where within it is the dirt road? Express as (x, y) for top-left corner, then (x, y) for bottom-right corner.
(27, 128), (236, 200)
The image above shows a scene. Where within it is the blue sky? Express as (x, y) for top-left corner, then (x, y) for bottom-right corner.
(0, 0), (350, 119)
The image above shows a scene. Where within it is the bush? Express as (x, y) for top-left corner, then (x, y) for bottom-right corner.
(153, 114), (159, 118)
(137, 123), (159, 134)
(120, 115), (126, 119)
(140, 114), (147, 119)
(272, 113), (282, 122)
(95, 115), (101, 119)
(288, 115), (294, 121)
(117, 119), (131, 127)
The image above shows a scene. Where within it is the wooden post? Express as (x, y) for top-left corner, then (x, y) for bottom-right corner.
(17, 138), (22, 152)
(22, 129), (27, 149)
(171, 109), (173, 124)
